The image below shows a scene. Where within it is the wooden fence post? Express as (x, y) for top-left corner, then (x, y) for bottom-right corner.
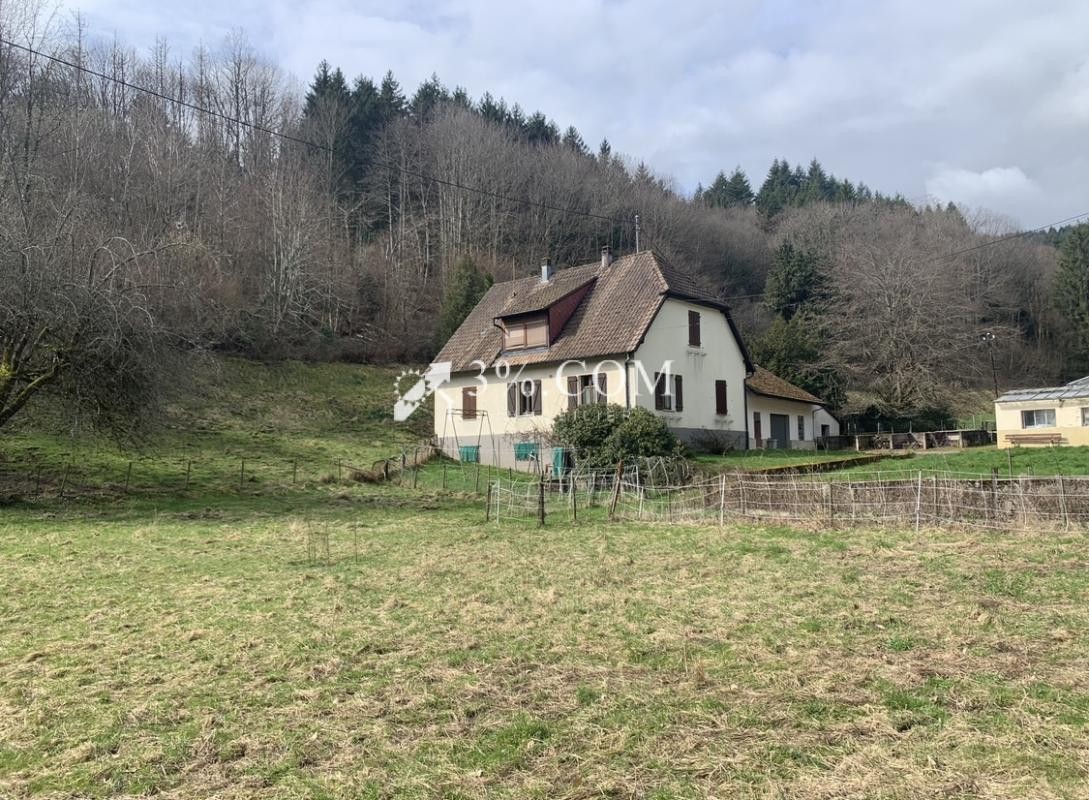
(1058, 474), (1069, 529)
(413, 460), (419, 489)
(738, 474), (747, 517)
(571, 480), (577, 522)
(538, 480), (546, 527)
(185, 459), (192, 490)
(475, 462), (481, 493)
(124, 461), (133, 494)
(442, 461), (447, 490)
(34, 465), (42, 495)
(825, 481), (835, 528)
(608, 461), (624, 520)
(914, 470), (923, 532)
(239, 458), (246, 491)
(719, 474), (726, 526)
(60, 462), (70, 497)
(485, 482), (492, 522)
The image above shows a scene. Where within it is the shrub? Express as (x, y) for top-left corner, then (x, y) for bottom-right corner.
(551, 403), (681, 468)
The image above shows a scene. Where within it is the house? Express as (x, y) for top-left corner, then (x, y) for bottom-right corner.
(994, 377), (1089, 447)
(746, 366), (840, 450)
(432, 249), (839, 469)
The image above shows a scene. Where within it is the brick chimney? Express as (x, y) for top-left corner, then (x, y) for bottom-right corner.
(541, 258), (555, 283)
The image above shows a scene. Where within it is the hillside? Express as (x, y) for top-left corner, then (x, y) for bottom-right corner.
(0, 358), (429, 498)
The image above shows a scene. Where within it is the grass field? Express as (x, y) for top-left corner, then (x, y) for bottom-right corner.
(3, 492), (1089, 798)
(3, 362), (1089, 797)
(835, 445), (1089, 480)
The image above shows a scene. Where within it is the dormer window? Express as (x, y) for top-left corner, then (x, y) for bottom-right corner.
(503, 315), (548, 350)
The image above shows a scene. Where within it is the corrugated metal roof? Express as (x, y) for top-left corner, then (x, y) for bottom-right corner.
(996, 376), (1089, 403)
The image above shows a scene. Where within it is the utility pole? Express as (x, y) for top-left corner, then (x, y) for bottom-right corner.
(982, 331), (998, 398)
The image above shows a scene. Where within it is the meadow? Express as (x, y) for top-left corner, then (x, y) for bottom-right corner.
(2, 362), (1089, 798)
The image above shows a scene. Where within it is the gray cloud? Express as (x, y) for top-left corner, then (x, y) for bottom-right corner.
(68, 0), (1089, 227)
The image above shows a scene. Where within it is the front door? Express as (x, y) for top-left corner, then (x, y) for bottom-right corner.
(753, 413), (762, 447)
(770, 414), (790, 449)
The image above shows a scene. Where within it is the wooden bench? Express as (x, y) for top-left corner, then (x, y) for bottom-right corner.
(1005, 433), (1064, 446)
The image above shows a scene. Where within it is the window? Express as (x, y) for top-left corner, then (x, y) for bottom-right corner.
(1021, 409), (1056, 428)
(507, 380), (542, 417)
(461, 387), (477, 420)
(567, 373), (607, 409)
(654, 373), (683, 411)
(797, 415), (805, 441)
(502, 316), (548, 350)
(688, 310), (701, 347)
(714, 380), (728, 415)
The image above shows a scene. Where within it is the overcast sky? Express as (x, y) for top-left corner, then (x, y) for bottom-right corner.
(66, 0), (1089, 229)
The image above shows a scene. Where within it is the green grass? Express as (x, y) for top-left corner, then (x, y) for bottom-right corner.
(3, 493), (1089, 797)
(835, 445), (1089, 480)
(3, 360), (1089, 797)
(0, 358), (430, 498)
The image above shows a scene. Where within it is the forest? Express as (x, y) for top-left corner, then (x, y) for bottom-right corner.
(1, 1), (1087, 434)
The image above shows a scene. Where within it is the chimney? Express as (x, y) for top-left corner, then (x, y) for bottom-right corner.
(600, 245), (613, 270)
(541, 258), (555, 283)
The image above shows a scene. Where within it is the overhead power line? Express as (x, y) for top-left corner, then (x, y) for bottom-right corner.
(0, 36), (628, 227)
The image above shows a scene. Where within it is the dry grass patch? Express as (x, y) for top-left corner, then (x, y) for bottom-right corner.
(2, 499), (1089, 798)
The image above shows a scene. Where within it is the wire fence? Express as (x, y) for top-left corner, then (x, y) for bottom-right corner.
(485, 469), (1089, 534)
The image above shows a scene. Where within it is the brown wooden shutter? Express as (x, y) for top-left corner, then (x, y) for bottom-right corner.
(567, 376), (579, 410)
(532, 380), (542, 415)
(596, 373), (607, 404)
(507, 382), (517, 417)
(688, 310), (701, 347)
(674, 375), (684, 412)
(462, 386), (477, 419)
(654, 372), (665, 410)
(715, 380), (728, 415)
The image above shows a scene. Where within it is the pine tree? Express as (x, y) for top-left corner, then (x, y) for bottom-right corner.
(723, 167), (754, 207)
(477, 92), (508, 126)
(764, 241), (827, 320)
(1055, 224), (1089, 364)
(410, 73), (449, 123)
(598, 138), (612, 161)
(378, 71), (406, 121)
(562, 126), (588, 156)
(751, 315), (845, 410)
(437, 256), (494, 346)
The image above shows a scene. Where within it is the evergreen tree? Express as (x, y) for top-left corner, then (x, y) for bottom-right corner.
(303, 60), (350, 120)
(378, 71), (406, 121)
(410, 73), (449, 123)
(764, 241), (827, 320)
(562, 125), (589, 156)
(722, 167), (754, 207)
(524, 111), (559, 145)
(478, 92), (508, 125)
(437, 256), (494, 346)
(750, 315), (846, 410)
(1055, 224), (1089, 364)
(598, 138), (612, 161)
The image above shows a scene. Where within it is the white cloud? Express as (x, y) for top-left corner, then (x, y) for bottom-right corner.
(925, 166), (1041, 212)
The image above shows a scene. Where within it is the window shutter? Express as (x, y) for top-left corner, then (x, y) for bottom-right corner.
(715, 380), (728, 415)
(654, 372), (664, 410)
(507, 382), (517, 417)
(462, 387), (477, 420)
(596, 373), (607, 404)
(674, 375), (684, 412)
(688, 310), (701, 347)
(567, 376), (579, 410)
(532, 380), (543, 415)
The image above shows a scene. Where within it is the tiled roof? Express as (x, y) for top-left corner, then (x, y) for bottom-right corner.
(745, 366), (824, 405)
(434, 250), (752, 373)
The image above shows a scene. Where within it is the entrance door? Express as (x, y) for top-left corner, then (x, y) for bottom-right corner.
(753, 412), (762, 447)
(769, 414), (790, 449)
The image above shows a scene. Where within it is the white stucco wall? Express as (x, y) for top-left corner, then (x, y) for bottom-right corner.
(630, 298), (748, 438)
(433, 360), (628, 467)
(995, 398), (1089, 448)
(747, 393), (838, 450)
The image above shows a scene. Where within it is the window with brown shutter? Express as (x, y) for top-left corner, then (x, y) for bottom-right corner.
(688, 310), (701, 347)
(462, 387), (477, 420)
(567, 376), (579, 410)
(654, 372), (667, 410)
(674, 375), (684, 412)
(507, 382), (517, 417)
(532, 380), (542, 415)
(715, 380), (728, 415)
(595, 373), (607, 403)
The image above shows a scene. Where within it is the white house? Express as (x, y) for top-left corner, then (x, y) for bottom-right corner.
(746, 367), (840, 450)
(994, 377), (1089, 448)
(431, 248), (838, 470)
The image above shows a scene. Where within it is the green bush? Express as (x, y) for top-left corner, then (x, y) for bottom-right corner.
(551, 404), (681, 468)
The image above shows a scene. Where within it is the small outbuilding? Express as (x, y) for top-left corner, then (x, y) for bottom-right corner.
(994, 377), (1089, 447)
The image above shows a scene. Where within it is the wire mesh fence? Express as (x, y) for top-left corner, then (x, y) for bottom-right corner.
(484, 469), (1089, 533)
